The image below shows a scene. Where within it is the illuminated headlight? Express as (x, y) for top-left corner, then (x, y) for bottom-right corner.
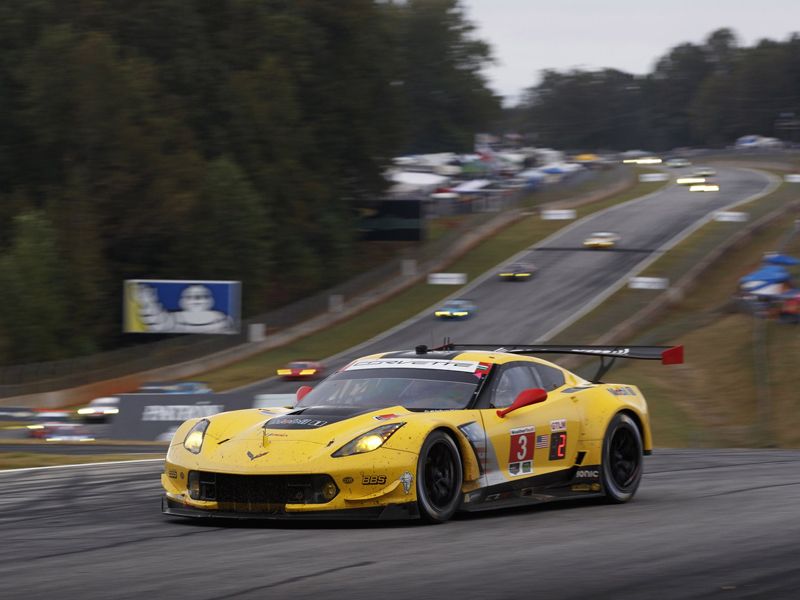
(453, 311), (468, 316)
(299, 369), (316, 375)
(678, 177), (705, 185)
(332, 423), (405, 457)
(277, 369), (292, 376)
(183, 419), (210, 454)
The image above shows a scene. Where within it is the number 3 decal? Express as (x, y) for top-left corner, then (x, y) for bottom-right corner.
(516, 434), (528, 460)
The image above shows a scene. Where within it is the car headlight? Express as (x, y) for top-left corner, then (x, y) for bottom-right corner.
(183, 419), (210, 454)
(332, 423), (405, 457)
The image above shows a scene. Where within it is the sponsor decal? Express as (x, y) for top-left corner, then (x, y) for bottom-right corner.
(550, 418), (567, 432)
(607, 386), (637, 397)
(362, 475), (388, 486)
(562, 385), (593, 394)
(264, 416), (330, 429)
(574, 467), (601, 481)
(345, 358), (480, 372)
(508, 426), (535, 477)
(572, 483), (601, 492)
(141, 404), (224, 421)
(549, 431), (568, 460)
(342, 476), (354, 484)
(373, 413), (402, 421)
(400, 471), (414, 494)
(575, 348), (630, 356)
(535, 434), (549, 449)
(167, 470), (177, 479)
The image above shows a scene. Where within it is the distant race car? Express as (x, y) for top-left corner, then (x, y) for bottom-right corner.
(27, 422), (94, 442)
(498, 262), (537, 281)
(162, 343), (682, 522)
(77, 397), (120, 422)
(434, 299), (477, 319)
(664, 158), (691, 168)
(583, 232), (620, 249)
(277, 361), (325, 380)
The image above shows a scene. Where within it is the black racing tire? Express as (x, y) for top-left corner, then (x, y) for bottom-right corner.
(416, 430), (463, 523)
(600, 413), (644, 503)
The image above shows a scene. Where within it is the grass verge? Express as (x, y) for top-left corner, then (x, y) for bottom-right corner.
(196, 171), (667, 390)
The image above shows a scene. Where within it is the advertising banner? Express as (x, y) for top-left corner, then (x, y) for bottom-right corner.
(124, 279), (240, 334)
(109, 392), (256, 441)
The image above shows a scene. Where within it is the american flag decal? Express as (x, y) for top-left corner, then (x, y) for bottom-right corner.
(536, 434), (549, 448)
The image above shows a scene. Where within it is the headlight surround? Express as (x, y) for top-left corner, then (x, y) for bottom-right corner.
(183, 419), (210, 454)
(332, 423), (405, 457)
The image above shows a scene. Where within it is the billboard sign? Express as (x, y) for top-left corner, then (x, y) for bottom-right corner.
(108, 392), (256, 441)
(124, 279), (240, 334)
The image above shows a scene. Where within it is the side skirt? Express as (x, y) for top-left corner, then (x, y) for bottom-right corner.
(459, 465), (603, 512)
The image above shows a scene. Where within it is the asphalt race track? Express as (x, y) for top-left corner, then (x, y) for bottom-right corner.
(241, 165), (774, 396)
(1, 449), (798, 599)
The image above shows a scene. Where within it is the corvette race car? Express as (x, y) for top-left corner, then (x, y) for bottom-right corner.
(583, 232), (620, 249)
(498, 262), (537, 281)
(434, 299), (477, 319)
(162, 343), (682, 523)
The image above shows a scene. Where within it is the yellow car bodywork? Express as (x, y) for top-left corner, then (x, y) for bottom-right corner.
(162, 349), (660, 520)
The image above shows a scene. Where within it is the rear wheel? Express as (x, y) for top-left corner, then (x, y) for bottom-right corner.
(601, 413), (643, 503)
(416, 431), (463, 523)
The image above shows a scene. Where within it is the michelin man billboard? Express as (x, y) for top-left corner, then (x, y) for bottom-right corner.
(124, 280), (241, 334)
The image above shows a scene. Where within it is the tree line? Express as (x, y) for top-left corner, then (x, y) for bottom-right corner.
(515, 28), (800, 151)
(0, 0), (500, 364)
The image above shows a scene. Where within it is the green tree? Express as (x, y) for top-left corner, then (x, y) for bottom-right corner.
(0, 212), (67, 363)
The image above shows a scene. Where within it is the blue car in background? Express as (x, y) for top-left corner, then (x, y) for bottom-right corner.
(434, 299), (477, 319)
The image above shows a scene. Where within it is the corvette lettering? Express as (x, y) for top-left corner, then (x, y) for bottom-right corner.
(346, 358), (480, 372)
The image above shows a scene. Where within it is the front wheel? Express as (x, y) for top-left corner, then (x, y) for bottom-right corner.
(601, 413), (644, 503)
(416, 431), (463, 523)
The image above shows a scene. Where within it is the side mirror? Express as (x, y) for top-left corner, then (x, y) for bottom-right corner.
(496, 388), (548, 418)
(296, 385), (313, 402)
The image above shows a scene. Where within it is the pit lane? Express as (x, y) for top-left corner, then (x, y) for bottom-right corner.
(1, 450), (797, 599)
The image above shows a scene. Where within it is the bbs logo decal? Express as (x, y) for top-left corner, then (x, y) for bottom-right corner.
(362, 475), (388, 486)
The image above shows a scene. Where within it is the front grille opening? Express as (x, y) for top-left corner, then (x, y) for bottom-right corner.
(187, 472), (338, 505)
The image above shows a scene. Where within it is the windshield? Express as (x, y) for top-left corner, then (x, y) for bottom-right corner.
(296, 366), (486, 410)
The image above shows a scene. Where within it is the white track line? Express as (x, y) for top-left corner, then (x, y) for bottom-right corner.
(0, 457), (164, 475)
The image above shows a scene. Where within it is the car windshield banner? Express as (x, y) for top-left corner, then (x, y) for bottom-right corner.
(123, 279), (241, 334)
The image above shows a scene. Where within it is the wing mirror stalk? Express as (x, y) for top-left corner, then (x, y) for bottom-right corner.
(496, 388), (548, 418)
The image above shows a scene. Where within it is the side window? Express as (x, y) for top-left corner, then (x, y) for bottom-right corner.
(490, 365), (540, 408)
(532, 364), (565, 391)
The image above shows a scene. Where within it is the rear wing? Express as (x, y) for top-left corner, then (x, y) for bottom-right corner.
(427, 343), (684, 382)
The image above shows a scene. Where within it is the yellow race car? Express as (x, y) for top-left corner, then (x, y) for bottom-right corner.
(162, 343), (683, 523)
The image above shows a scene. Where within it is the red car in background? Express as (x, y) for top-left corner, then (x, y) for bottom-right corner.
(276, 361), (325, 380)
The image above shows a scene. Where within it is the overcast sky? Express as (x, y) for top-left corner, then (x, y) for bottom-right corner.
(461, 0), (799, 104)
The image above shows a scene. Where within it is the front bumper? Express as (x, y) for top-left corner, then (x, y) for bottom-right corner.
(162, 496), (418, 520)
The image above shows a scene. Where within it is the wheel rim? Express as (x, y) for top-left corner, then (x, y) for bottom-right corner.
(423, 441), (457, 510)
(609, 427), (640, 490)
